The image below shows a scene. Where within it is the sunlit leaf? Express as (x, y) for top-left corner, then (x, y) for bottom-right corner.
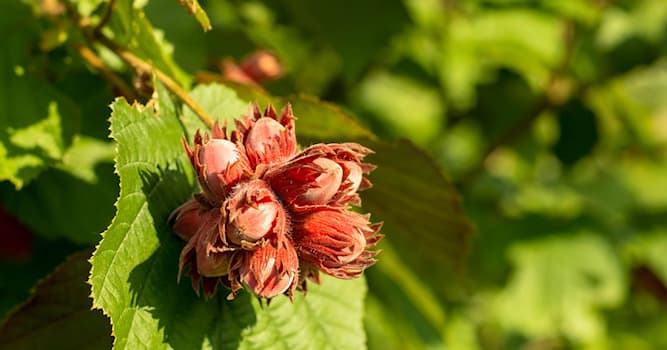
(495, 232), (625, 343)
(239, 276), (366, 350)
(441, 9), (562, 108)
(352, 71), (445, 145)
(78, 0), (107, 17)
(180, 83), (248, 137)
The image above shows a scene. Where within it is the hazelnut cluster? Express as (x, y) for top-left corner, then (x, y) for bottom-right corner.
(170, 104), (381, 299)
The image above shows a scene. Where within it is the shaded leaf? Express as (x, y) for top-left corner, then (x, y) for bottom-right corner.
(554, 99), (599, 166)
(627, 230), (667, 286)
(276, 0), (410, 80)
(0, 235), (80, 319)
(0, 249), (112, 350)
(0, 135), (116, 245)
(57, 136), (115, 183)
(224, 82), (375, 141)
(364, 294), (433, 350)
(0, 163), (117, 245)
(145, 1), (208, 72)
(288, 95), (376, 142)
(363, 140), (473, 300)
(471, 69), (536, 141)
(365, 247), (446, 350)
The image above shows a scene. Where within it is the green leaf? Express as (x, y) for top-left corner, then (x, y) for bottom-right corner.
(89, 91), (211, 349)
(239, 276), (367, 350)
(287, 95), (376, 142)
(0, 134), (116, 245)
(0, 1), (78, 188)
(617, 158), (667, 212)
(365, 247), (447, 350)
(226, 83), (375, 142)
(0, 164), (117, 245)
(8, 102), (64, 160)
(178, 0), (212, 32)
(626, 230), (667, 285)
(364, 294), (433, 350)
(0, 168), (116, 244)
(144, 1), (208, 73)
(57, 136), (116, 183)
(0, 249), (112, 350)
(597, 1), (667, 49)
(0, 236), (81, 319)
(352, 71), (445, 145)
(181, 83), (249, 137)
(363, 140), (474, 300)
(275, 0), (410, 81)
(542, 0), (600, 24)
(440, 9), (562, 108)
(495, 232), (625, 343)
(78, 0), (107, 17)
(0, 103), (66, 188)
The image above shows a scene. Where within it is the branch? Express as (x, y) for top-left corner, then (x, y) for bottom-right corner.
(93, 0), (115, 35)
(73, 43), (138, 100)
(95, 33), (215, 128)
(65, 0), (215, 129)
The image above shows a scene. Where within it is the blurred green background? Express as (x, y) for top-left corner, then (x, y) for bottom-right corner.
(2, 0), (667, 349)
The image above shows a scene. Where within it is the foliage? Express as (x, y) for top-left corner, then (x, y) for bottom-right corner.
(1, 0), (667, 349)
(0, 249), (112, 350)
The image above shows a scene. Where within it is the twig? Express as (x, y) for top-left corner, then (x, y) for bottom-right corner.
(73, 43), (138, 100)
(65, 0), (215, 128)
(93, 0), (115, 35)
(95, 33), (215, 128)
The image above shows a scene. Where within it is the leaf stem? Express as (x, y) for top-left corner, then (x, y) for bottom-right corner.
(73, 43), (138, 101)
(93, 0), (115, 35)
(94, 33), (215, 128)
